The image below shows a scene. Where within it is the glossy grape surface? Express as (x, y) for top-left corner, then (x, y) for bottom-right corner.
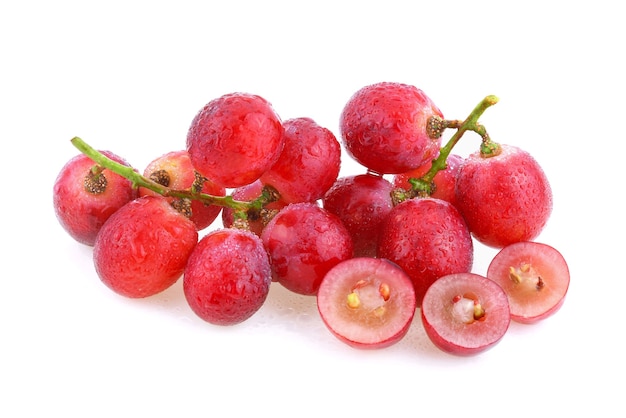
(322, 173), (393, 257)
(184, 228), (271, 325)
(261, 202), (354, 295)
(53, 151), (137, 246)
(186, 92), (284, 188)
(93, 196), (198, 298)
(455, 144), (553, 248)
(378, 198), (473, 306)
(260, 117), (341, 204)
(340, 82), (443, 174)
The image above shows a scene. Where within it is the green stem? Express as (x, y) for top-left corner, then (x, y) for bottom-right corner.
(411, 95), (500, 196)
(70, 136), (276, 216)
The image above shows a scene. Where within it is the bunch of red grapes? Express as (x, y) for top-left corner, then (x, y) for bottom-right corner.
(53, 82), (569, 356)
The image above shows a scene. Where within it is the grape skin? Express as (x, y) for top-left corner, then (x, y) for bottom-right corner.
(339, 82), (443, 174)
(261, 202), (354, 296)
(183, 228), (272, 326)
(260, 117), (341, 204)
(186, 92), (285, 188)
(378, 198), (474, 306)
(93, 196), (199, 298)
(53, 151), (137, 246)
(139, 150), (226, 230)
(455, 144), (553, 248)
(322, 173), (393, 257)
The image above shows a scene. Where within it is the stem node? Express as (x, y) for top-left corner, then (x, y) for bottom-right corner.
(408, 95), (501, 196)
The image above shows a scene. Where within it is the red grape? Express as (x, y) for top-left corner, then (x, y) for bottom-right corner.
(322, 173), (394, 257)
(261, 202), (354, 295)
(221, 180), (288, 236)
(183, 228), (272, 326)
(53, 151), (137, 246)
(93, 196), (198, 298)
(339, 82), (443, 174)
(186, 92), (285, 188)
(139, 150), (225, 230)
(487, 241), (569, 324)
(317, 257), (416, 349)
(455, 144), (553, 248)
(260, 117), (341, 204)
(421, 272), (511, 356)
(378, 197), (473, 306)
(392, 153), (464, 208)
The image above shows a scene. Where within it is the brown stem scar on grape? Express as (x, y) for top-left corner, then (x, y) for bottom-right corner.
(427, 115), (446, 139)
(391, 188), (412, 206)
(171, 198), (192, 218)
(84, 167), (107, 194)
(262, 185), (281, 204)
(192, 171), (207, 193)
(231, 218), (251, 230)
(149, 169), (171, 187)
(260, 208), (279, 226)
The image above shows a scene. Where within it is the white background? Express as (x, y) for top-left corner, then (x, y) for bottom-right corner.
(1, 1), (623, 416)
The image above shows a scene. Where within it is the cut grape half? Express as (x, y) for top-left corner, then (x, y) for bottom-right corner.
(317, 257), (416, 349)
(421, 273), (511, 356)
(487, 241), (569, 324)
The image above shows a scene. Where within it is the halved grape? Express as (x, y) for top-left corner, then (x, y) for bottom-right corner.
(317, 257), (416, 349)
(487, 241), (569, 324)
(421, 273), (511, 356)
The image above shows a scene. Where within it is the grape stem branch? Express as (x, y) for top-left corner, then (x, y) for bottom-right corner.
(70, 136), (278, 218)
(404, 95), (500, 199)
